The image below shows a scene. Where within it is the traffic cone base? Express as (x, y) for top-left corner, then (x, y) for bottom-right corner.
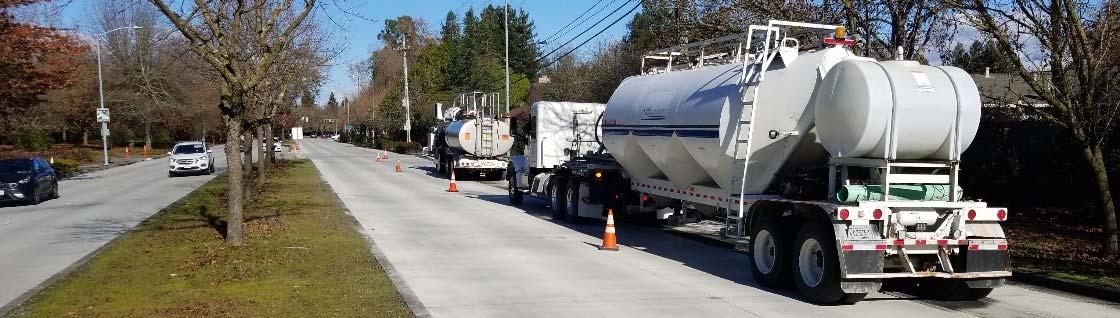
(447, 170), (459, 192)
(599, 209), (619, 251)
(395, 160), (403, 172)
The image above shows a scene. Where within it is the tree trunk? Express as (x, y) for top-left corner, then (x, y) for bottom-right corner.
(242, 127), (255, 199)
(224, 118), (245, 246)
(144, 121), (153, 157)
(256, 125), (266, 188)
(265, 122), (275, 164)
(62, 129), (68, 144)
(82, 130), (89, 146)
(1083, 144), (1119, 256)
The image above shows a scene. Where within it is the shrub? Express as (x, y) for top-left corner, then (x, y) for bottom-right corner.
(50, 158), (81, 176)
(393, 141), (422, 154)
(14, 129), (52, 151)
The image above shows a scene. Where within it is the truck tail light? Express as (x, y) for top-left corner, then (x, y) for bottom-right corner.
(997, 209), (1007, 220)
(967, 209), (977, 220)
(872, 209), (883, 219)
(839, 209), (850, 220)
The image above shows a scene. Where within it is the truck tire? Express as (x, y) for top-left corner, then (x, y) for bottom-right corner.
(565, 181), (581, 223)
(792, 223), (866, 305)
(508, 174), (523, 205)
(550, 178), (567, 219)
(749, 217), (789, 288)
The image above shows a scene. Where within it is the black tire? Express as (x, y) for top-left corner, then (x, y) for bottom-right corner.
(749, 217), (790, 288)
(792, 223), (867, 305)
(50, 181), (59, 199)
(549, 178), (567, 219)
(28, 187), (41, 205)
(508, 174), (523, 205)
(565, 181), (581, 223)
(169, 171), (176, 178)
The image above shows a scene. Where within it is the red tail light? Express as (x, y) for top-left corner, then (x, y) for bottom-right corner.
(872, 209), (883, 219)
(839, 209), (850, 220)
(997, 209), (1007, 220)
(967, 209), (977, 220)
(640, 193), (650, 202)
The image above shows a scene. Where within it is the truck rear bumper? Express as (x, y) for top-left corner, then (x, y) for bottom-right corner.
(845, 270), (1011, 279)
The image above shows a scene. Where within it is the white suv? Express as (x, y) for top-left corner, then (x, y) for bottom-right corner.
(168, 141), (215, 177)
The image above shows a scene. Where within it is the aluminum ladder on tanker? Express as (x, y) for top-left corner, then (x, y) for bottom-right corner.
(479, 118), (496, 157)
(722, 21), (848, 239)
(723, 25), (777, 239)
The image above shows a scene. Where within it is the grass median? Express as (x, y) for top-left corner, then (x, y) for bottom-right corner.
(7, 160), (411, 318)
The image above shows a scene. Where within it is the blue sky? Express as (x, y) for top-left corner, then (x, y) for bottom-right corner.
(60, 0), (639, 104)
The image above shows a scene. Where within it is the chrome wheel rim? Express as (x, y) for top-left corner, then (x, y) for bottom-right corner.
(753, 230), (776, 274)
(798, 238), (825, 287)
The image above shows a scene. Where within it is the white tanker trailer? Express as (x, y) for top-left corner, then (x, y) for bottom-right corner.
(509, 20), (1010, 305)
(431, 92), (513, 179)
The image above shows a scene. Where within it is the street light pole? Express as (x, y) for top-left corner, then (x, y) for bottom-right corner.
(397, 35), (412, 143)
(503, 0), (511, 118)
(93, 25), (142, 166)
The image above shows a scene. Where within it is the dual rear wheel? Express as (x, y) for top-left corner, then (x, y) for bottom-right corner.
(750, 219), (865, 304)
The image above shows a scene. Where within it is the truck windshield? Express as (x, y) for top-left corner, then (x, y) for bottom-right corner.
(0, 159), (32, 173)
(173, 144), (205, 154)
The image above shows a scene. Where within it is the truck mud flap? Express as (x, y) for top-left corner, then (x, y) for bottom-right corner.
(963, 241), (1010, 288)
(837, 249), (885, 293)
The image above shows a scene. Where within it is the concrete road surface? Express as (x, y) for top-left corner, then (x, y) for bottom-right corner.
(0, 147), (227, 310)
(301, 139), (1120, 318)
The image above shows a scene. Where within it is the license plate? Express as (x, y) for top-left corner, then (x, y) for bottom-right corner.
(847, 225), (879, 239)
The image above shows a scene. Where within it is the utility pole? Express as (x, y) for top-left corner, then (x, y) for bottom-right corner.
(503, 0), (511, 118)
(395, 35), (413, 142)
(93, 26), (142, 166)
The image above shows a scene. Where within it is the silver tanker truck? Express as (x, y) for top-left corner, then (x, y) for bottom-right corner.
(431, 92), (514, 180)
(508, 20), (1010, 305)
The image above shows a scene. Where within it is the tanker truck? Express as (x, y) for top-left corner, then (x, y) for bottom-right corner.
(431, 92), (514, 180)
(508, 20), (1010, 305)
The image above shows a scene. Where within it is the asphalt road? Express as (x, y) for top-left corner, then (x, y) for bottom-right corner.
(302, 139), (1120, 318)
(0, 147), (227, 309)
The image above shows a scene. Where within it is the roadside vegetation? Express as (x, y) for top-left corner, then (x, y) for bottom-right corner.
(6, 160), (411, 318)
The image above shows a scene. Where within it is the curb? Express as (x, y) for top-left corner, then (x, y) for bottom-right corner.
(660, 225), (1120, 304)
(1009, 271), (1120, 303)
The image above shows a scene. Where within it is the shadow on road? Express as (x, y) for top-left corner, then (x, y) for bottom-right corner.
(469, 193), (810, 304)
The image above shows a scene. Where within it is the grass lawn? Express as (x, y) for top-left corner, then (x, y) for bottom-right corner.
(1006, 223), (1120, 290)
(6, 160), (411, 318)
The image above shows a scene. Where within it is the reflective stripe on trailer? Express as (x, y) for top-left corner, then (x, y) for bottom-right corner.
(840, 240), (890, 252)
(967, 239), (1009, 251)
(891, 239), (969, 247)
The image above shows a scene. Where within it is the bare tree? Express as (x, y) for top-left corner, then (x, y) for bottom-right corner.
(955, 0), (1120, 256)
(147, 0), (316, 246)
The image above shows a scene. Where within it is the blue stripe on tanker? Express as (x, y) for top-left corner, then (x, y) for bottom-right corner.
(602, 126), (719, 138)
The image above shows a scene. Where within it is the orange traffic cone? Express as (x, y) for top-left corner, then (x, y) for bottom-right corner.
(382, 153), (389, 160)
(447, 170), (459, 192)
(375, 155), (381, 163)
(395, 160), (403, 172)
(599, 209), (619, 251)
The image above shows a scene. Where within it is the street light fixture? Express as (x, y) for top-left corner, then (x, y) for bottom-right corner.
(93, 25), (143, 166)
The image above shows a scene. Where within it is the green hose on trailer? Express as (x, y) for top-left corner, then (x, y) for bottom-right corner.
(836, 185), (962, 203)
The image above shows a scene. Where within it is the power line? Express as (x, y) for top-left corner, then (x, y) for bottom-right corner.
(537, 0), (635, 64)
(539, 0), (607, 45)
(546, 0), (620, 49)
(500, 0), (642, 89)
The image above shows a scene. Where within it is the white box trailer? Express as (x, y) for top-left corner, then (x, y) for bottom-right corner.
(508, 20), (1010, 305)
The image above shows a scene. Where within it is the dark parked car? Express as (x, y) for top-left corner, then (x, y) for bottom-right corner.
(0, 157), (59, 205)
